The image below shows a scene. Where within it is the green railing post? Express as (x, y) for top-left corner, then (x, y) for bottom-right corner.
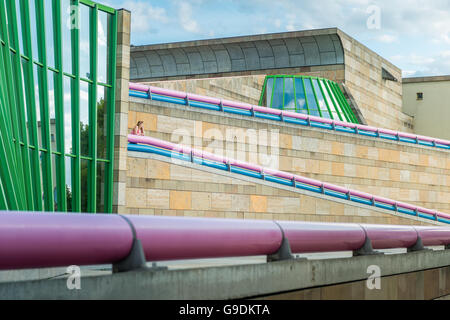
(20, 0), (44, 211)
(53, 0), (67, 212)
(71, 0), (81, 212)
(35, 0), (55, 211)
(8, 0), (35, 211)
(0, 2), (26, 210)
(88, 5), (98, 213)
(105, 10), (118, 214)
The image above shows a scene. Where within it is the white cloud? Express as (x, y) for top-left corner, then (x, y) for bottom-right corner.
(376, 34), (397, 43)
(178, 2), (200, 33)
(392, 51), (450, 77)
(104, 0), (168, 33)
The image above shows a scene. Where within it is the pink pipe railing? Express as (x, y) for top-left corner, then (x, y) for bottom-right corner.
(129, 82), (450, 148)
(1, 212), (450, 271)
(128, 134), (450, 222)
(0, 212), (134, 270)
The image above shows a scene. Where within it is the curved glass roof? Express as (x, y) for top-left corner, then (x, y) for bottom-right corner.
(259, 75), (359, 124)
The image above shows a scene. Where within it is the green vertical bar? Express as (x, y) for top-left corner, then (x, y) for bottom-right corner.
(317, 78), (334, 120)
(0, 75), (20, 210)
(20, 0), (43, 211)
(53, 0), (67, 212)
(8, 0), (35, 210)
(269, 76), (275, 108)
(258, 77), (267, 106)
(292, 77), (297, 112)
(105, 10), (117, 214)
(88, 5), (98, 213)
(0, 2), (26, 209)
(329, 80), (350, 122)
(309, 78), (323, 117)
(0, 23), (19, 210)
(335, 83), (358, 123)
(72, 0), (81, 212)
(36, 0), (54, 211)
(281, 77), (285, 109)
(0, 172), (7, 210)
(301, 77), (310, 116)
(324, 80), (343, 121)
(333, 81), (357, 123)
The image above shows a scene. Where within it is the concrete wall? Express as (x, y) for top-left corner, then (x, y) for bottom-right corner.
(259, 266), (450, 300)
(128, 98), (450, 215)
(3, 249), (449, 299)
(337, 30), (413, 132)
(403, 76), (450, 140)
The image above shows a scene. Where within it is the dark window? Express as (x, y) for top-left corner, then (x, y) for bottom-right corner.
(417, 92), (423, 100)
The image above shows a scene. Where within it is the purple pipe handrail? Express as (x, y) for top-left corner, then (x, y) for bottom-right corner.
(129, 82), (450, 148)
(1, 211), (450, 271)
(128, 134), (450, 223)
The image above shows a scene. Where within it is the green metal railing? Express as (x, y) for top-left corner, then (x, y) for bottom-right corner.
(0, 0), (117, 213)
(259, 75), (359, 124)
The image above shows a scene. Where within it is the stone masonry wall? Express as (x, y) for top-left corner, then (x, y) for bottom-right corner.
(140, 65), (345, 106)
(126, 152), (438, 227)
(338, 30), (414, 132)
(128, 98), (450, 214)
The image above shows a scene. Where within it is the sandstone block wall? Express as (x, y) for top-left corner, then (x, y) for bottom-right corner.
(128, 98), (450, 214)
(337, 30), (413, 132)
(126, 152), (438, 227)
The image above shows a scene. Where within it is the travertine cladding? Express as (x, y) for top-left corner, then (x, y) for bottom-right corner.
(337, 30), (413, 132)
(129, 98), (450, 214)
(143, 65), (345, 106)
(113, 9), (131, 214)
(126, 154), (437, 226)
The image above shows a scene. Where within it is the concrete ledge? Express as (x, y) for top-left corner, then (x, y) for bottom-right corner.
(1, 249), (449, 299)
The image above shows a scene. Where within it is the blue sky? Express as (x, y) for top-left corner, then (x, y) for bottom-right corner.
(102, 0), (450, 77)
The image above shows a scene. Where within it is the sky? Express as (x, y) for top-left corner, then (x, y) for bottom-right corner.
(102, 0), (450, 78)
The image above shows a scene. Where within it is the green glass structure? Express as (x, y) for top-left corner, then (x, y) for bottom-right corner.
(259, 75), (359, 124)
(0, 0), (117, 213)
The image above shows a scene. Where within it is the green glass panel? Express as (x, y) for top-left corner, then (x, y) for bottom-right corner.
(47, 70), (57, 150)
(29, 0), (39, 62)
(65, 156), (73, 212)
(64, 76), (73, 154)
(303, 79), (320, 117)
(96, 161), (106, 213)
(61, 0), (73, 74)
(14, 0), (24, 54)
(312, 79), (330, 119)
(319, 79), (340, 120)
(98, 10), (110, 84)
(294, 78), (307, 114)
(80, 159), (88, 213)
(44, 0), (55, 68)
(97, 85), (108, 159)
(80, 80), (89, 156)
(271, 77), (284, 109)
(265, 77), (273, 107)
(79, 4), (91, 80)
(283, 77), (295, 110)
